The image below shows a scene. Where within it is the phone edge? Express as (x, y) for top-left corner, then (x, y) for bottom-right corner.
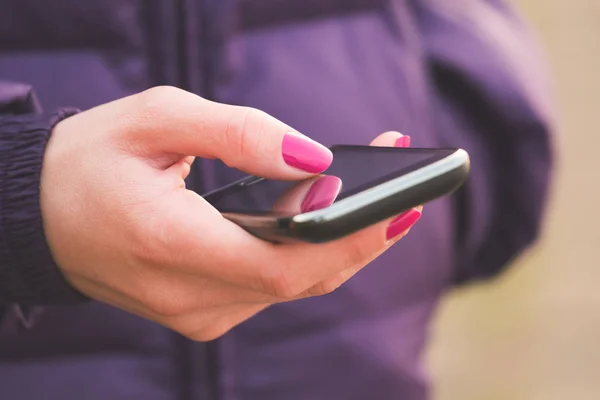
(288, 149), (470, 242)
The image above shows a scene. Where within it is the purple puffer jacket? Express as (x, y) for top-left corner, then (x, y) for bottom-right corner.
(0, 0), (553, 399)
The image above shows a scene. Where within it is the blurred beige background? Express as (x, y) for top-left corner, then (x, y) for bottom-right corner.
(427, 1), (600, 399)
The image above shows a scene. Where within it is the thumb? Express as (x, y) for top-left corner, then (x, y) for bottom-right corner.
(123, 86), (333, 180)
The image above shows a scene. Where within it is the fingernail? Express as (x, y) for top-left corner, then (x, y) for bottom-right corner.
(282, 133), (333, 173)
(395, 135), (411, 148)
(386, 209), (422, 241)
(301, 176), (343, 212)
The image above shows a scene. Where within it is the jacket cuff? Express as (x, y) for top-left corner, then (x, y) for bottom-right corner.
(0, 109), (88, 305)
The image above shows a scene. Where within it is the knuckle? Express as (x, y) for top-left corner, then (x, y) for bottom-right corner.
(308, 281), (341, 297)
(258, 269), (303, 300)
(308, 269), (355, 297)
(308, 281), (339, 297)
(337, 226), (387, 269)
(141, 85), (182, 101)
(186, 321), (234, 342)
(223, 107), (265, 166)
(327, 271), (355, 295)
(341, 240), (371, 269)
(136, 86), (181, 118)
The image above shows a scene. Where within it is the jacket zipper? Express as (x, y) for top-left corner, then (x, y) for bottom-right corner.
(175, 0), (191, 90)
(174, 3), (221, 399)
(173, 3), (197, 398)
(197, 0), (223, 392)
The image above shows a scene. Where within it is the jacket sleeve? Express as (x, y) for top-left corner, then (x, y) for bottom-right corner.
(418, 0), (555, 284)
(0, 80), (86, 305)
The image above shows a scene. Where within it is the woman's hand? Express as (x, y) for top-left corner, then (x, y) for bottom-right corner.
(40, 86), (421, 341)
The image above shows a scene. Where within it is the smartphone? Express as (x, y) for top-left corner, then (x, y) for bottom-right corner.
(203, 145), (470, 243)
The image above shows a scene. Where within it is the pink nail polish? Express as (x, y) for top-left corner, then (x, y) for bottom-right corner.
(282, 133), (333, 173)
(394, 135), (411, 148)
(301, 176), (343, 212)
(386, 209), (422, 241)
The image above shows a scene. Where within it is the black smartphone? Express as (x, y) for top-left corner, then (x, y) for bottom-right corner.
(203, 145), (470, 243)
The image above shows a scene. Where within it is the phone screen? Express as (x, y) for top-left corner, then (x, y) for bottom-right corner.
(204, 146), (455, 216)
